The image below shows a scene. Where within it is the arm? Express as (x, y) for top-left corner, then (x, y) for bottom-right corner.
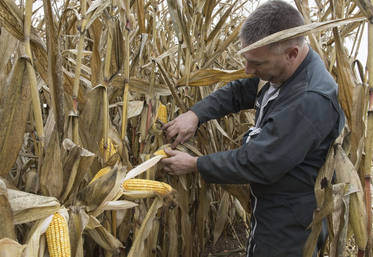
(190, 77), (259, 124)
(163, 77), (260, 148)
(196, 92), (340, 184)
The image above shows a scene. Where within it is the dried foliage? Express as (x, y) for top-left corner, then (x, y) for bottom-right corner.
(0, 0), (371, 256)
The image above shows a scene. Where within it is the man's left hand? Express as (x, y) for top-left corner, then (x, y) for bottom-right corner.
(161, 149), (198, 175)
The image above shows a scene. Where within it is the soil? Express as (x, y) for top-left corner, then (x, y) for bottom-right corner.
(203, 218), (249, 257)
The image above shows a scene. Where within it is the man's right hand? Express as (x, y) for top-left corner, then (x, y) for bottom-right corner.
(162, 110), (199, 148)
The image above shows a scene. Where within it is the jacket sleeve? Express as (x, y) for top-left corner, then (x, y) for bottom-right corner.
(197, 92), (340, 185)
(190, 77), (260, 124)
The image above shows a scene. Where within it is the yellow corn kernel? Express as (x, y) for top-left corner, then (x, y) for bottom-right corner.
(154, 148), (170, 158)
(99, 138), (117, 159)
(89, 166), (111, 184)
(156, 103), (168, 124)
(123, 179), (173, 196)
(46, 213), (71, 257)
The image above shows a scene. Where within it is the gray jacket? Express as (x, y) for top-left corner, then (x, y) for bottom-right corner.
(191, 47), (345, 194)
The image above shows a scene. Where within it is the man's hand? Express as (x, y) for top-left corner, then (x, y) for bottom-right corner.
(161, 149), (198, 176)
(162, 110), (199, 148)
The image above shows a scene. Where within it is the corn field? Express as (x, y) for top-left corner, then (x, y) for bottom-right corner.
(0, 0), (372, 256)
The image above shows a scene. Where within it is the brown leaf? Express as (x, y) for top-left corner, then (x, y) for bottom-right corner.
(86, 215), (124, 254)
(79, 85), (106, 155)
(0, 181), (16, 240)
(213, 191), (230, 246)
(0, 57), (31, 177)
(0, 238), (26, 257)
(0, 28), (17, 80)
(60, 139), (96, 203)
(7, 189), (60, 224)
(68, 206), (90, 257)
(176, 68), (255, 87)
(42, 0), (65, 143)
(40, 130), (63, 199)
(0, 0), (86, 103)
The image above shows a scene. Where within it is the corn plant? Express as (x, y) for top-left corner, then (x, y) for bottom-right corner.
(0, 0), (371, 256)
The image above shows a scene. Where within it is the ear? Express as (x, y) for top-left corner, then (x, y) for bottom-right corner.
(287, 46), (299, 62)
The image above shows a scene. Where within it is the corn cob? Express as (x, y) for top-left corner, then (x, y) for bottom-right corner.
(89, 166), (112, 184)
(335, 145), (367, 251)
(156, 103), (168, 124)
(46, 213), (71, 257)
(154, 148), (170, 158)
(99, 138), (117, 159)
(123, 179), (173, 196)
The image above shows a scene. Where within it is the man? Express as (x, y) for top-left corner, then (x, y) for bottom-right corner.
(161, 0), (345, 256)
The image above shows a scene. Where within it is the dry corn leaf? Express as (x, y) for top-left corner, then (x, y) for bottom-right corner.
(176, 68), (255, 87)
(88, 19), (104, 88)
(353, 0), (373, 19)
(0, 0), (85, 103)
(178, 179), (193, 257)
(85, 0), (112, 31)
(23, 218), (44, 257)
(221, 184), (251, 213)
(334, 145), (367, 250)
(7, 189), (60, 225)
(167, 208), (178, 256)
(113, 76), (171, 96)
(75, 166), (126, 215)
(349, 84), (368, 167)
(213, 191), (230, 246)
(206, 1), (237, 44)
(136, 0), (146, 33)
(0, 238), (26, 257)
(197, 179), (210, 252)
(0, 57), (31, 177)
(333, 26), (355, 138)
(204, 21), (244, 68)
(40, 130), (63, 199)
(79, 85), (106, 155)
(99, 200), (138, 211)
(238, 15), (366, 55)
(43, 0), (64, 142)
(86, 215), (124, 254)
(60, 139), (96, 203)
(124, 155), (164, 181)
(166, 0), (192, 53)
(127, 197), (163, 257)
(329, 183), (350, 257)
(68, 206), (89, 257)
(0, 28), (17, 79)
(0, 181), (15, 240)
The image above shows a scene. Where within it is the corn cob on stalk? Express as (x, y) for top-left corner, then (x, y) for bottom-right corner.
(46, 213), (71, 257)
(89, 166), (112, 184)
(156, 103), (168, 124)
(335, 145), (367, 251)
(123, 179), (173, 196)
(99, 138), (117, 160)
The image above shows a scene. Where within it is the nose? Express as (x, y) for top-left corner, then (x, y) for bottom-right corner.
(245, 62), (256, 75)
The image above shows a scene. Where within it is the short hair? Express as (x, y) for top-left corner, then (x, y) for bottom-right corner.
(239, 0), (305, 54)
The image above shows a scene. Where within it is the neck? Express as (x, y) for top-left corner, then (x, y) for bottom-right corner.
(282, 43), (309, 82)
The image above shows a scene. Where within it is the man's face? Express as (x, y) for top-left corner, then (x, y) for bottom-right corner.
(240, 44), (289, 83)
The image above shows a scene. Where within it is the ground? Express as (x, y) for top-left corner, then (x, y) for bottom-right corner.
(204, 218), (248, 257)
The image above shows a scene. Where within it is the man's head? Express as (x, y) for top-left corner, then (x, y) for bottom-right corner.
(239, 0), (308, 83)
(239, 0), (305, 54)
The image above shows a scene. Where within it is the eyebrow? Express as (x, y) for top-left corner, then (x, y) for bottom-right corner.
(240, 53), (264, 64)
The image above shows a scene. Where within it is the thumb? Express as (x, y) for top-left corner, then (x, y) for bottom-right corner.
(164, 148), (178, 157)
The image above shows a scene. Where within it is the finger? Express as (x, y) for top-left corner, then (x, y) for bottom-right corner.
(164, 148), (178, 157)
(162, 121), (174, 130)
(171, 135), (183, 148)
